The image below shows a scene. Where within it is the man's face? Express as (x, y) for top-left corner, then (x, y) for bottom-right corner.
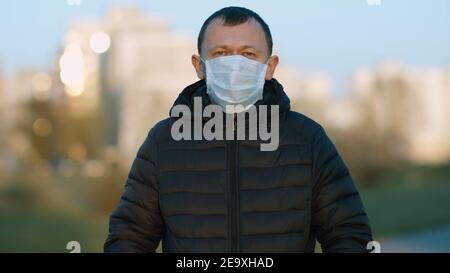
(192, 18), (279, 80)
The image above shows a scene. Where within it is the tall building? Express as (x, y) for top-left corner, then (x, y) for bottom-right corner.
(406, 68), (450, 163)
(349, 62), (450, 164)
(99, 7), (198, 164)
(56, 7), (198, 164)
(275, 65), (333, 125)
(59, 19), (104, 112)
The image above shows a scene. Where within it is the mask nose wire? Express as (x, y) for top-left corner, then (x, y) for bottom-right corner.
(201, 55), (270, 64)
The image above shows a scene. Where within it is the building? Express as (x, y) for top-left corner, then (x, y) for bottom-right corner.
(349, 62), (450, 164)
(100, 7), (198, 164)
(275, 65), (333, 125)
(56, 7), (198, 164)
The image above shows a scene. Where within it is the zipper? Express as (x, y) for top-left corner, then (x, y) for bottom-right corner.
(227, 113), (240, 252)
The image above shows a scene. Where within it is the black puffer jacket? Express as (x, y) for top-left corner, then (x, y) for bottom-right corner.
(104, 79), (372, 253)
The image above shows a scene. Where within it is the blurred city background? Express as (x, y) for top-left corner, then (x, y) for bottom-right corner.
(0, 0), (449, 252)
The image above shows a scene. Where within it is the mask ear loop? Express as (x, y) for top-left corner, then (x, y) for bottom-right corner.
(200, 57), (208, 65)
(200, 57), (208, 80)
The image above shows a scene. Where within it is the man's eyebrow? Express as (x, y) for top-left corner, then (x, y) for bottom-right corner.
(210, 45), (261, 52)
(210, 45), (230, 50)
(240, 45), (261, 52)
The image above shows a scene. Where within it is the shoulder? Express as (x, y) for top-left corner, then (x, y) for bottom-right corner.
(284, 110), (327, 143)
(146, 117), (175, 144)
(142, 118), (173, 150)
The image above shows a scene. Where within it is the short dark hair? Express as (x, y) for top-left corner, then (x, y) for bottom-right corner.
(197, 6), (273, 56)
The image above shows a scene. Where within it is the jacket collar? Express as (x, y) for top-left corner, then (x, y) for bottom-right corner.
(170, 78), (291, 118)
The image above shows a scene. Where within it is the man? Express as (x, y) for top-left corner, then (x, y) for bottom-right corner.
(104, 6), (372, 253)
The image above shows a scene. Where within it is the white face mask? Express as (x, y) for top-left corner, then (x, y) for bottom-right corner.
(202, 55), (268, 114)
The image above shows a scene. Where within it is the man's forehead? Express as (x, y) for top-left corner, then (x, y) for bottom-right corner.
(202, 18), (267, 51)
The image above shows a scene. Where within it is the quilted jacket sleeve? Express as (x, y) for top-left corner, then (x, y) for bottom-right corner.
(310, 126), (373, 253)
(104, 128), (165, 252)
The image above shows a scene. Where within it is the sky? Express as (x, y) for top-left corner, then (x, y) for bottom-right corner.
(0, 0), (449, 95)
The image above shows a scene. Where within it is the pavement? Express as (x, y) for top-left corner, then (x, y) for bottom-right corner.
(380, 225), (450, 253)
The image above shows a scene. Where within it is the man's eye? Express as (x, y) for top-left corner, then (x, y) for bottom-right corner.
(243, 52), (256, 58)
(214, 51), (226, 56)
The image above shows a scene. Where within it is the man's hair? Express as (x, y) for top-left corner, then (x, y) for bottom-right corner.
(197, 6), (273, 56)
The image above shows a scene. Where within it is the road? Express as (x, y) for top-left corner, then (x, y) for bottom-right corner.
(380, 225), (450, 253)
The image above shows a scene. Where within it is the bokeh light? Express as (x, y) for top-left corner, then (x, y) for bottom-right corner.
(32, 118), (53, 137)
(59, 44), (85, 96)
(89, 31), (111, 54)
(68, 142), (87, 161)
(32, 72), (52, 101)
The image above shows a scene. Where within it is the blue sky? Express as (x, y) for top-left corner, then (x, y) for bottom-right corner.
(1, 0), (449, 95)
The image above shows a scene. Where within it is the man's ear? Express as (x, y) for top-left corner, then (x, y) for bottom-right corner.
(265, 55), (279, 80)
(191, 54), (205, 79)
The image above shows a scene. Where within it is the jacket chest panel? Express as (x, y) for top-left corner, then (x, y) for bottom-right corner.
(157, 139), (312, 242)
